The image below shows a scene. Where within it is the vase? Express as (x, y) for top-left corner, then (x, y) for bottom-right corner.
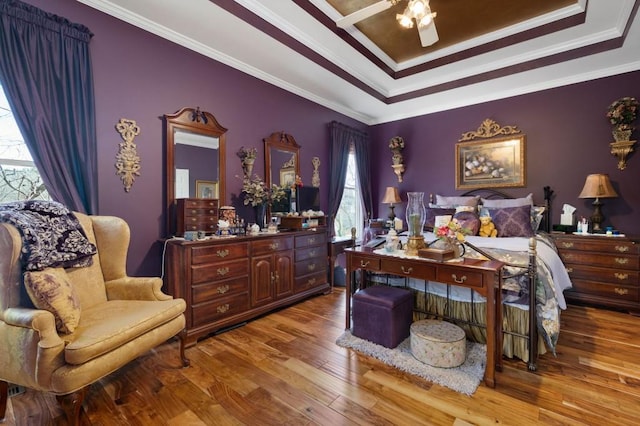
(243, 157), (255, 178)
(612, 128), (633, 142)
(392, 150), (403, 165)
(405, 192), (426, 256)
(254, 204), (266, 229)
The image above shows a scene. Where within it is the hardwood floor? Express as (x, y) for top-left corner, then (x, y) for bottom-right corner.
(4, 288), (640, 425)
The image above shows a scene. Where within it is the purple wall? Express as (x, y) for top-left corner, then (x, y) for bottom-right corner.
(20, 1), (640, 276)
(371, 71), (640, 236)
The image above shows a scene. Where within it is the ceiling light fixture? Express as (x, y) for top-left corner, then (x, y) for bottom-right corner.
(396, 0), (436, 29)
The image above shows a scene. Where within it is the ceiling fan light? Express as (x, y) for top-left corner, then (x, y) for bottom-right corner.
(418, 13), (432, 27)
(396, 12), (413, 28)
(409, 0), (426, 15)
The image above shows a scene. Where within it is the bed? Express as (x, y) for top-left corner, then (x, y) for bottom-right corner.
(364, 187), (573, 370)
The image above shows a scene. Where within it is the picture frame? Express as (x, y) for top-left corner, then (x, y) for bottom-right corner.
(196, 180), (218, 199)
(455, 135), (526, 190)
(279, 168), (295, 187)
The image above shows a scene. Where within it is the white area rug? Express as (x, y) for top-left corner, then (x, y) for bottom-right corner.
(336, 330), (486, 396)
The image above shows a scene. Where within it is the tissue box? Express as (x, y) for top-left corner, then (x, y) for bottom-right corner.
(560, 213), (575, 226)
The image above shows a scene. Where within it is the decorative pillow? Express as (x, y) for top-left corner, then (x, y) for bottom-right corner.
(425, 207), (456, 230)
(435, 194), (480, 208)
(489, 205), (535, 238)
(453, 210), (480, 235)
(481, 193), (533, 208)
(24, 268), (80, 334)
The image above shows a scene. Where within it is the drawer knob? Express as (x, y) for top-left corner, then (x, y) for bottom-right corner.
(561, 242), (574, 248)
(615, 245), (630, 253)
(307, 278), (317, 285)
(359, 260), (370, 268)
(308, 264), (316, 271)
(217, 285), (229, 294)
(452, 274), (467, 284)
(614, 287), (629, 296)
(401, 266), (413, 274)
(216, 249), (230, 258)
(270, 242), (280, 250)
(217, 304), (230, 313)
(309, 250), (317, 257)
(217, 267), (230, 276)
(565, 267), (573, 273)
(308, 237), (316, 244)
(614, 272), (629, 281)
(564, 254), (576, 261)
(615, 258), (629, 265)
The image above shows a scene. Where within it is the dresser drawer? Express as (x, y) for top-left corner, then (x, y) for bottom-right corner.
(294, 271), (327, 292)
(567, 279), (639, 303)
(558, 251), (639, 270)
(191, 258), (249, 285)
(192, 276), (249, 304)
(252, 236), (294, 255)
(184, 222), (217, 232)
(295, 257), (327, 276)
(436, 266), (484, 288)
(295, 233), (326, 248)
(192, 293), (249, 326)
(380, 258), (436, 281)
(349, 253), (381, 271)
(181, 199), (219, 209)
(565, 264), (639, 285)
(192, 243), (248, 264)
(554, 237), (639, 254)
(296, 245), (327, 262)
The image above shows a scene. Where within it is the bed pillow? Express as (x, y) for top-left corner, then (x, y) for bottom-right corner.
(481, 193), (533, 208)
(489, 205), (535, 237)
(435, 194), (480, 208)
(453, 210), (480, 236)
(425, 207), (456, 230)
(24, 268), (80, 334)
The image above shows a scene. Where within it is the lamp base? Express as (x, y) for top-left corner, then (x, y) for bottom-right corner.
(388, 205), (396, 222)
(590, 198), (604, 233)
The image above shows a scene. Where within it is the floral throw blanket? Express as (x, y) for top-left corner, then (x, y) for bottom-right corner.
(0, 200), (97, 271)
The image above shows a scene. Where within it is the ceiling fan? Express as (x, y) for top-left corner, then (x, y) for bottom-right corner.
(336, 0), (439, 47)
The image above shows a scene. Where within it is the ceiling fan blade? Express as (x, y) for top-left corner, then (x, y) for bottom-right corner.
(336, 1), (392, 28)
(418, 21), (439, 47)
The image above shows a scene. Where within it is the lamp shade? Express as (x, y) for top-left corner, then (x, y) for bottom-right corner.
(578, 174), (618, 199)
(382, 187), (402, 204)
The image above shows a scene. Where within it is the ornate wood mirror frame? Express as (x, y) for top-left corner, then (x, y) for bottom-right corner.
(164, 107), (227, 235)
(264, 131), (300, 215)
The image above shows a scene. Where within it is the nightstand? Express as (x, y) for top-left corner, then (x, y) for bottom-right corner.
(552, 233), (640, 313)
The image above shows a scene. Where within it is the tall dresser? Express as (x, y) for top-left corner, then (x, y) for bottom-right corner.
(164, 230), (329, 346)
(553, 234), (640, 313)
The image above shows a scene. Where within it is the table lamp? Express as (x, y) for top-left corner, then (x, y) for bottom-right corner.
(381, 186), (402, 221)
(578, 173), (618, 233)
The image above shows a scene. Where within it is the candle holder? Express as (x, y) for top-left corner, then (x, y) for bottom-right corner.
(405, 192), (426, 255)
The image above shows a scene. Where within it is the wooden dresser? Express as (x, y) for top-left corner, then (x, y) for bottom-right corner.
(175, 198), (219, 236)
(164, 230), (329, 346)
(553, 234), (640, 312)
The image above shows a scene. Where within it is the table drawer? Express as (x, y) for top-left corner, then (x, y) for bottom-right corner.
(295, 257), (327, 276)
(296, 245), (327, 262)
(191, 259), (249, 284)
(192, 293), (249, 326)
(567, 279), (639, 303)
(192, 243), (248, 264)
(436, 266), (484, 288)
(252, 237), (294, 255)
(349, 254), (381, 271)
(380, 258), (436, 281)
(192, 276), (249, 304)
(565, 264), (639, 285)
(295, 233), (326, 248)
(558, 251), (639, 270)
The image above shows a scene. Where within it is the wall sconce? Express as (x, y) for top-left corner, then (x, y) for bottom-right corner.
(381, 186), (401, 221)
(578, 173), (618, 232)
(610, 140), (636, 170)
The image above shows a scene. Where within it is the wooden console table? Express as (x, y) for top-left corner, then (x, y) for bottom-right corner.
(345, 247), (504, 388)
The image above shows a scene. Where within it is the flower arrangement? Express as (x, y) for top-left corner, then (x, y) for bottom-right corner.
(241, 175), (269, 206)
(436, 219), (471, 243)
(389, 136), (405, 151)
(236, 146), (257, 161)
(606, 97), (639, 131)
(292, 174), (303, 188)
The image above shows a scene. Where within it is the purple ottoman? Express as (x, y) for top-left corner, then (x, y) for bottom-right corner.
(352, 286), (413, 348)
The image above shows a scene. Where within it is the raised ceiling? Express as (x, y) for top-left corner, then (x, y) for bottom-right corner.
(79, 0), (640, 125)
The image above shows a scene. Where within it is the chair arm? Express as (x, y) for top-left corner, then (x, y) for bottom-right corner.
(3, 307), (64, 349)
(105, 277), (172, 301)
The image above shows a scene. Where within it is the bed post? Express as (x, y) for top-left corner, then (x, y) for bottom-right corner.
(528, 237), (538, 370)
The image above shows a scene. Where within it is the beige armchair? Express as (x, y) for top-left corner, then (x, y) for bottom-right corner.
(0, 213), (188, 425)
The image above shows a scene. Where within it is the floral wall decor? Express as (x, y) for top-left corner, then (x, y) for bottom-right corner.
(389, 136), (405, 182)
(607, 97), (638, 170)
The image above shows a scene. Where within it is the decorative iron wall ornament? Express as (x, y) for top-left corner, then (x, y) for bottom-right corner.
(312, 156), (321, 188)
(459, 118), (520, 141)
(115, 118), (141, 192)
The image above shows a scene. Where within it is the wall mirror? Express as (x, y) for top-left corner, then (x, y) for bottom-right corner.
(264, 131), (300, 214)
(164, 107), (227, 234)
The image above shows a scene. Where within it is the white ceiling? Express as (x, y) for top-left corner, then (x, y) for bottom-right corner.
(79, 0), (640, 125)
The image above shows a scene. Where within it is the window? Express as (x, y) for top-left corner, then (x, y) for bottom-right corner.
(334, 151), (364, 239)
(0, 84), (50, 202)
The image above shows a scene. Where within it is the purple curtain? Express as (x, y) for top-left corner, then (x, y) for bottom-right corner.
(0, 0), (98, 213)
(327, 121), (371, 236)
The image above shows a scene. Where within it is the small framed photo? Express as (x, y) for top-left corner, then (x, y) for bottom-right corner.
(196, 180), (218, 199)
(280, 168), (295, 187)
(455, 135), (526, 190)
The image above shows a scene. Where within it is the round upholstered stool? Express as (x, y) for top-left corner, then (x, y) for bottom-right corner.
(410, 320), (466, 368)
